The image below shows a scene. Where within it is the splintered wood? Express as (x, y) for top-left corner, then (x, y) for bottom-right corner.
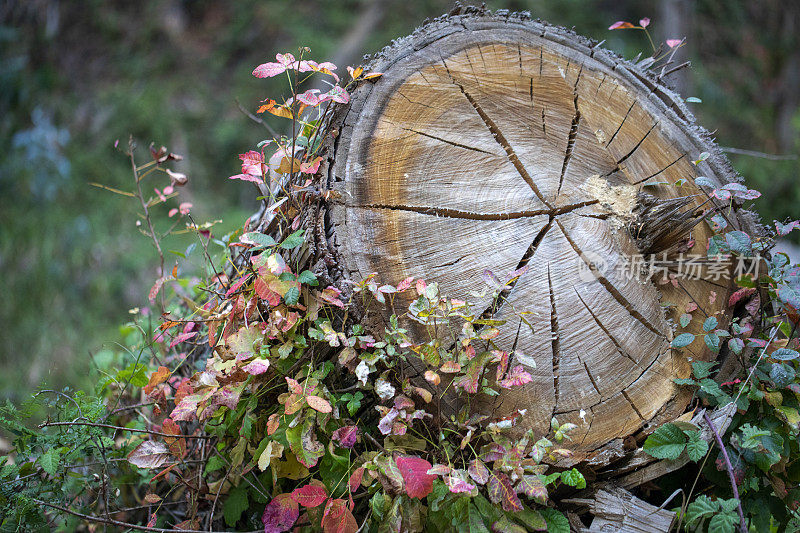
(327, 17), (745, 462)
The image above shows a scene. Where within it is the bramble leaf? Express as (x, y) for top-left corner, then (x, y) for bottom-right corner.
(643, 423), (686, 460)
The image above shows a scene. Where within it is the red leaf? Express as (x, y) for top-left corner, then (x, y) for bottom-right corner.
(488, 472), (523, 512)
(321, 499), (358, 533)
(169, 331), (197, 348)
(161, 418), (186, 459)
(148, 276), (168, 303)
(498, 365), (533, 389)
(332, 426), (359, 448)
(348, 467), (365, 492)
(262, 493), (299, 533)
(306, 395), (333, 413)
(290, 484), (329, 508)
(729, 287), (756, 308)
(609, 21), (636, 29)
(396, 456), (436, 499)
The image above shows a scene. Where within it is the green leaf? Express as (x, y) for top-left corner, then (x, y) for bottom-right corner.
(205, 455), (226, 475)
(708, 511), (739, 533)
(691, 361), (716, 379)
(685, 431), (709, 462)
(280, 230), (305, 249)
(39, 448), (61, 476)
(685, 96), (702, 103)
(679, 313), (692, 328)
(241, 232), (276, 249)
(725, 231), (752, 256)
(686, 495), (719, 525)
(643, 423), (687, 460)
(512, 509), (547, 531)
(539, 509), (569, 533)
(284, 286), (300, 306)
(223, 485), (249, 527)
(559, 468), (586, 489)
(672, 333), (695, 348)
(703, 316), (718, 332)
(297, 270), (318, 286)
(772, 348), (800, 361)
(704, 332), (721, 352)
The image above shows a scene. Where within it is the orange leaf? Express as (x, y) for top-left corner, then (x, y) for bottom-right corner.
(306, 395), (332, 413)
(144, 366), (170, 396)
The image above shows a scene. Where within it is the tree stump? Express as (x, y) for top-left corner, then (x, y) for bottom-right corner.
(277, 10), (759, 465)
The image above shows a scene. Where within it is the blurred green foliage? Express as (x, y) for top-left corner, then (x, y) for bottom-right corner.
(0, 0), (797, 399)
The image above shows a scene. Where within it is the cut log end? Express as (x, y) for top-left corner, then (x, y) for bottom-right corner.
(319, 12), (754, 465)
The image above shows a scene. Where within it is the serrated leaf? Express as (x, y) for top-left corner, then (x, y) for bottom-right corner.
(708, 511), (739, 533)
(223, 485), (249, 527)
(298, 270), (319, 286)
(725, 231), (752, 256)
(539, 508), (569, 533)
(280, 230), (305, 249)
(643, 423), (687, 460)
(39, 448), (61, 476)
(559, 468), (586, 489)
(679, 313), (692, 328)
(284, 286), (300, 306)
(704, 332), (721, 352)
(672, 333), (695, 348)
(685, 431), (709, 462)
(685, 495), (718, 525)
(772, 348), (800, 361)
(703, 316), (718, 332)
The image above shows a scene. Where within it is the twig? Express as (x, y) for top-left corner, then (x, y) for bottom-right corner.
(721, 147), (797, 161)
(129, 137), (165, 280)
(235, 98), (279, 138)
(703, 412), (747, 533)
(38, 420), (213, 440)
(31, 498), (258, 533)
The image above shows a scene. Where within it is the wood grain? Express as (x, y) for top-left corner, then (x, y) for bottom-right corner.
(325, 13), (752, 463)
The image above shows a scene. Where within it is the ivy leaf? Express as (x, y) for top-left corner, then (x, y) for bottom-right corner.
(396, 456), (436, 499)
(280, 230), (305, 249)
(223, 485), (249, 527)
(672, 333), (695, 348)
(488, 471), (523, 512)
(262, 493), (299, 533)
(685, 431), (709, 462)
(290, 484), (328, 508)
(39, 448), (61, 476)
(539, 508), (570, 533)
(643, 423), (687, 460)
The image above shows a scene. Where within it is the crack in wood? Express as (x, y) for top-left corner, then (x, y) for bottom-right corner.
(621, 390), (646, 420)
(556, 219), (666, 339)
(356, 200), (599, 221)
(583, 360), (603, 398)
(394, 125), (496, 155)
(633, 153), (686, 185)
(458, 85), (553, 208)
(548, 264), (561, 411)
(606, 101), (636, 147)
(616, 121), (659, 166)
(557, 94), (581, 197)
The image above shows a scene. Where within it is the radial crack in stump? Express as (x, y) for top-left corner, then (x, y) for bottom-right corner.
(324, 13), (757, 465)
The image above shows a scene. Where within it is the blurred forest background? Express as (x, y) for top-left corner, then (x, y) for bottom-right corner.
(1, 0), (798, 401)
